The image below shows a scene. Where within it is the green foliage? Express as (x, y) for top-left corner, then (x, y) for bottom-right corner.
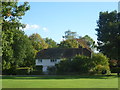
(63, 30), (78, 40)
(44, 37), (58, 48)
(58, 39), (79, 48)
(16, 67), (32, 75)
(92, 53), (109, 66)
(72, 55), (91, 74)
(56, 53), (110, 75)
(2, 1), (30, 21)
(56, 60), (72, 75)
(81, 35), (96, 51)
(35, 65), (43, 71)
(110, 67), (120, 73)
(30, 70), (43, 75)
(56, 55), (91, 75)
(96, 11), (120, 60)
(30, 65), (43, 75)
(2, 21), (35, 72)
(2, 1), (35, 74)
(96, 10), (120, 74)
(91, 53), (110, 74)
(47, 66), (57, 75)
(60, 30), (94, 50)
(29, 33), (48, 52)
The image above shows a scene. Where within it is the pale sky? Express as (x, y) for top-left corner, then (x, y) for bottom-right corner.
(20, 2), (118, 43)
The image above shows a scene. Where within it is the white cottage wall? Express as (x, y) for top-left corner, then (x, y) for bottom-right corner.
(36, 59), (61, 72)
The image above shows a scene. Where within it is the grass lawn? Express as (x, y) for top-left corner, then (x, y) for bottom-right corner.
(1, 75), (119, 88)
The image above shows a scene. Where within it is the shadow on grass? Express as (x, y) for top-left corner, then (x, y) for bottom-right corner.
(1, 75), (119, 80)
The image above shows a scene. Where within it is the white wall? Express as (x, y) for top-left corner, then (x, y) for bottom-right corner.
(36, 59), (61, 72)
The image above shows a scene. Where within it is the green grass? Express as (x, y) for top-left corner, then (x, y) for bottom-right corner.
(2, 75), (119, 88)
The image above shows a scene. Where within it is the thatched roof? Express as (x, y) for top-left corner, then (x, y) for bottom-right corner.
(36, 48), (91, 59)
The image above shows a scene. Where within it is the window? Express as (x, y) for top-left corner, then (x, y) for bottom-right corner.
(50, 59), (57, 62)
(38, 59), (42, 63)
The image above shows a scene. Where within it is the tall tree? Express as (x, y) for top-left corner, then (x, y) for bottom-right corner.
(12, 29), (35, 68)
(96, 11), (120, 60)
(44, 37), (58, 48)
(2, 1), (35, 74)
(81, 35), (96, 51)
(62, 30), (78, 40)
(29, 33), (48, 53)
(60, 31), (94, 49)
(96, 11), (120, 74)
(58, 39), (79, 48)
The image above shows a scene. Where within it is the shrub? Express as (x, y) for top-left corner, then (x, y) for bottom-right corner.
(16, 67), (32, 75)
(56, 55), (91, 75)
(110, 67), (120, 73)
(55, 53), (110, 75)
(35, 65), (43, 71)
(30, 70), (43, 75)
(47, 66), (56, 75)
(91, 53), (110, 74)
(2, 68), (17, 75)
(30, 65), (43, 75)
(94, 65), (110, 74)
(72, 55), (91, 74)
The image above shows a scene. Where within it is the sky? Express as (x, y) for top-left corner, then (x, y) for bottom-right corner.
(20, 2), (118, 43)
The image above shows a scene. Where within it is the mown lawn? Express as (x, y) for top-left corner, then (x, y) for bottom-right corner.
(1, 75), (119, 88)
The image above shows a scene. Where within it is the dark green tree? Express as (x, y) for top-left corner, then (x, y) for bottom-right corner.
(12, 29), (35, 68)
(2, 1), (35, 74)
(44, 37), (58, 48)
(96, 11), (120, 75)
(81, 35), (96, 51)
(96, 11), (120, 60)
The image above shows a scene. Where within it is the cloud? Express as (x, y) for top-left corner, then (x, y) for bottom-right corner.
(24, 24), (40, 30)
(42, 27), (48, 32)
(22, 24), (49, 33)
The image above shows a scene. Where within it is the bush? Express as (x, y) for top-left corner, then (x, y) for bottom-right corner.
(35, 65), (43, 71)
(47, 66), (56, 75)
(54, 53), (110, 75)
(16, 67), (32, 75)
(91, 53), (110, 74)
(30, 65), (43, 75)
(30, 70), (43, 75)
(110, 67), (120, 73)
(72, 55), (91, 74)
(2, 68), (17, 75)
(56, 55), (91, 75)
(94, 65), (110, 74)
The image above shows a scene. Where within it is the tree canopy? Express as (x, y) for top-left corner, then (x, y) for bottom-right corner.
(2, 1), (35, 74)
(29, 33), (48, 53)
(81, 35), (96, 51)
(62, 30), (78, 40)
(96, 11), (120, 60)
(59, 30), (94, 50)
(44, 37), (58, 48)
(58, 39), (79, 48)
